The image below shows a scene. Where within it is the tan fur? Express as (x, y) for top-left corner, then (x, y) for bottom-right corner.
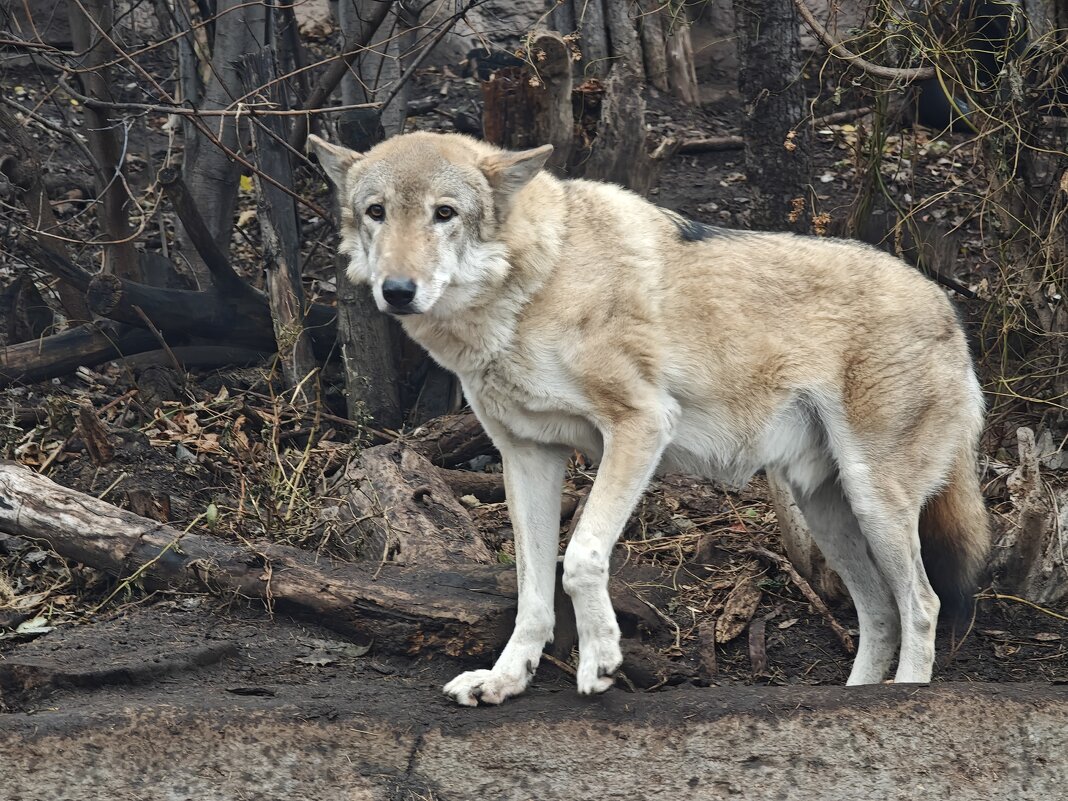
(309, 131), (990, 704)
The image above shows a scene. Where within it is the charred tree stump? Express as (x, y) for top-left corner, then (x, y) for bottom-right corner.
(637, 0), (670, 93)
(664, 11), (700, 105)
(76, 402), (115, 466)
(991, 427), (1068, 606)
(570, 3), (662, 194)
(481, 31), (574, 172)
(577, 0), (610, 76)
(324, 442), (495, 564)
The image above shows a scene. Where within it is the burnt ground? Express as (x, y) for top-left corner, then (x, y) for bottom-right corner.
(1, 42), (1067, 755)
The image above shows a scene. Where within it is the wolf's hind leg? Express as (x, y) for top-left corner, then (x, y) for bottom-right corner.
(788, 475), (901, 685)
(443, 442), (568, 706)
(852, 498), (939, 684)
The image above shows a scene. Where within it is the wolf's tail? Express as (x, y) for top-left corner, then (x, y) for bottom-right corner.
(919, 449), (990, 631)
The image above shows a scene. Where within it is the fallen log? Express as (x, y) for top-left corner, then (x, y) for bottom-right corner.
(0, 461), (516, 657)
(407, 411), (495, 468)
(436, 467), (506, 504)
(0, 322), (159, 387)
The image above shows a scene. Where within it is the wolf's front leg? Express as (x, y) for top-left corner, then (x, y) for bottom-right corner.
(443, 442), (568, 706)
(563, 415), (672, 695)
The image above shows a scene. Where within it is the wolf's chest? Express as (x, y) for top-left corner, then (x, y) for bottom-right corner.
(461, 363), (604, 455)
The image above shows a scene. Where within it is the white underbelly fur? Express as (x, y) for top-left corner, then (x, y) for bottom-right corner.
(496, 394), (835, 495)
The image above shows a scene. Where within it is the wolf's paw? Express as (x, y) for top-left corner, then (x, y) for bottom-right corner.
(443, 669), (529, 707)
(576, 636), (623, 696)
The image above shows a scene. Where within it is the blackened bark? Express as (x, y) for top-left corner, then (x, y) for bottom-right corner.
(66, 0), (141, 280)
(735, 0), (812, 231)
(179, 0), (268, 286)
(238, 50), (317, 398)
(334, 262), (402, 428)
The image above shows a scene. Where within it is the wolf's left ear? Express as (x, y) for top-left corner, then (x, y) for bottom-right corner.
(307, 134), (363, 190)
(480, 144), (554, 200)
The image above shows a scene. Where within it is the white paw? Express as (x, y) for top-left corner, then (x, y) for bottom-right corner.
(576, 635), (622, 695)
(443, 669), (530, 707)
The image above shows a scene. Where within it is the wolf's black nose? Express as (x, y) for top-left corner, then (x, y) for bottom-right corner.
(382, 278), (417, 308)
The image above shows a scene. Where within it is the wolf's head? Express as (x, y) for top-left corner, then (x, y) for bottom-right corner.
(308, 131), (552, 317)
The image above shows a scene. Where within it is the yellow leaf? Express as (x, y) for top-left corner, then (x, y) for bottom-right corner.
(237, 208), (257, 227)
(840, 123), (855, 133)
(240, 175), (253, 192)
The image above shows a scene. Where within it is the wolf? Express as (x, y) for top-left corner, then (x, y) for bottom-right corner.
(309, 130), (989, 706)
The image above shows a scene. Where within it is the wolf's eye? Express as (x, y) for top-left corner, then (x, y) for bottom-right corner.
(366, 203), (385, 221)
(434, 205), (456, 222)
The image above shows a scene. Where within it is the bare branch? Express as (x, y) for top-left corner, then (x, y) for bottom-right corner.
(791, 0), (935, 82)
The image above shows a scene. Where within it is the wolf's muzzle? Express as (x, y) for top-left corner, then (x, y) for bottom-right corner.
(382, 278), (418, 313)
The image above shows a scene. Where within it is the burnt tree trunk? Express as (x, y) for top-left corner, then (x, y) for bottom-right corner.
(734, 0), (812, 231)
(329, 2), (405, 428)
(178, 0), (268, 286)
(336, 0), (416, 146)
(66, 0), (141, 280)
(572, 2), (659, 193)
(239, 51), (317, 398)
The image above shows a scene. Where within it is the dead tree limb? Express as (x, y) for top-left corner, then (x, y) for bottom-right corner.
(157, 167), (249, 294)
(791, 0), (935, 82)
(0, 323), (158, 387)
(0, 461), (517, 657)
(407, 412), (495, 467)
(288, 0), (394, 150)
(23, 239), (337, 357)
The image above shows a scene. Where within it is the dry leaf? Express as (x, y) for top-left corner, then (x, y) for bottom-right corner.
(715, 577), (763, 644)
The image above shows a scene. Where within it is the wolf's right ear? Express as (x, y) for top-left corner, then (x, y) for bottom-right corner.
(480, 144), (554, 201)
(307, 134), (363, 190)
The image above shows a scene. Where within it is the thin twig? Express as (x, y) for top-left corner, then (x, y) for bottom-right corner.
(976, 592), (1068, 623)
(131, 305), (182, 371)
(743, 545), (856, 654)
